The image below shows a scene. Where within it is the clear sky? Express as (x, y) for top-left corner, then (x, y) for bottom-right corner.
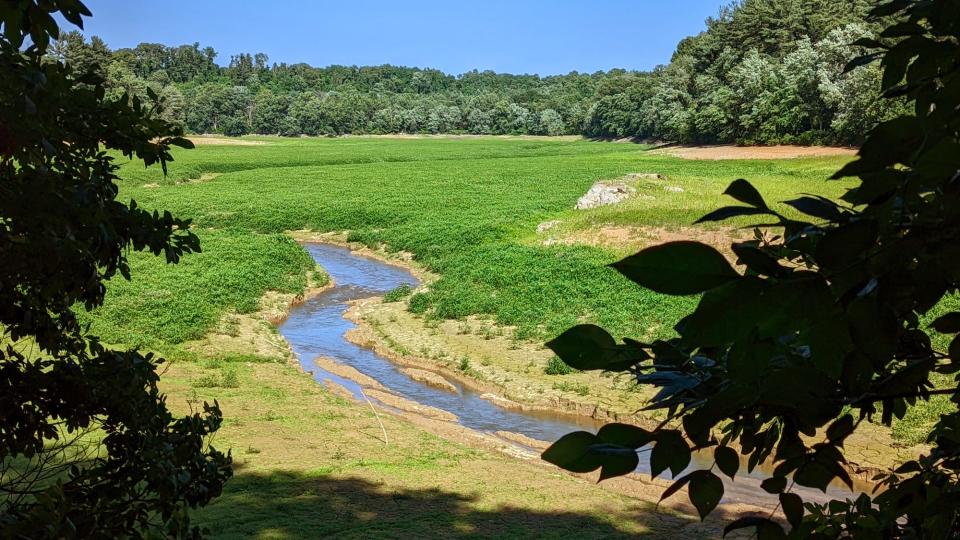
(75, 1), (726, 76)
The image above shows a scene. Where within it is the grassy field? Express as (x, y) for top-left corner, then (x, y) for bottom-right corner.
(167, 356), (734, 538)
(113, 136), (853, 342)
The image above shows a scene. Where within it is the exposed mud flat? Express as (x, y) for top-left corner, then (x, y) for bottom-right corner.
(345, 293), (924, 476)
(652, 144), (856, 160)
(314, 355), (387, 391)
(187, 136), (269, 146)
(542, 224), (747, 260)
(363, 388), (459, 422)
(400, 367), (458, 393)
(344, 299), (657, 427)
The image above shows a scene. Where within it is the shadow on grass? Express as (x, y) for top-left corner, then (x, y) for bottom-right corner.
(193, 467), (752, 539)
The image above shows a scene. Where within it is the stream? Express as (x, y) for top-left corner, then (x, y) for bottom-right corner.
(279, 243), (865, 509)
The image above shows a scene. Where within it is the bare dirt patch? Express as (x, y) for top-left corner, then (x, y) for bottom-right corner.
(177, 172), (222, 185)
(546, 225), (747, 261)
(652, 144), (856, 160)
(187, 136), (269, 146)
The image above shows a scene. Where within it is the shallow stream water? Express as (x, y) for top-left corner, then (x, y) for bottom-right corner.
(279, 243), (865, 508)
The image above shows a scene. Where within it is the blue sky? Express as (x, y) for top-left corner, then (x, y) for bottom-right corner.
(76, 1), (726, 75)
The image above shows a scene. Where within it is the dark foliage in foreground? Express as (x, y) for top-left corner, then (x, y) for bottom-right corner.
(1, 1), (231, 537)
(544, 1), (960, 537)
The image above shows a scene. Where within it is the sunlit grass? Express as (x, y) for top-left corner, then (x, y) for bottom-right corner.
(111, 138), (853, 342)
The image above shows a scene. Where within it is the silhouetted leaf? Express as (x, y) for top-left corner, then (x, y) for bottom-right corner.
(779, 492), (803, 528)
(688, 470), (724, 520)
(650, 430), (690, 478)
(714, 446), (740, 480)
(732, 243), (786, 277)
(596, 423), (653, 449)
(794, 462), (834, 492)
(658, 473), (692, 503)
(612, 241), (739, 295)
(815, 220), (878, 274)
(590, 444), (640, 481)
(761, 476), (787, 494)
(783, 196), (842, 221)
(826, 414), (855, 443)
(724, 517), (786, 538)
(724, 179), (768, 209)
(696, 205), (772, 223)
(843, 52), (883, 73)
(541, 431), (601, 473)
(931, 312), (960, 334)
(546, 324), (641, 371)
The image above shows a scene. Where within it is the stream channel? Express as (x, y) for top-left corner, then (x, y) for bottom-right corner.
(279, 243), (867, 509)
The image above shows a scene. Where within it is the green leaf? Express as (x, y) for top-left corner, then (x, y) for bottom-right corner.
(779, 492), (803, 528)
(688, 470), (724, 520)
(714, 446), (739, 480)
(541, 431), (601, 473)
(612, 241), (739, 295)
(723, 179), (768, 209)
(545, 324), (640, 371)
(650, 430), (690, 478)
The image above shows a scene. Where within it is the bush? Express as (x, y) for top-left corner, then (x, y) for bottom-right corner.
(383, 283), (414, 303)
(544, 355), (576, 375)
(408, 292), (429, 314)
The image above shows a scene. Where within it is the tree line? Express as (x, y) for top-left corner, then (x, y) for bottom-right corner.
(53, 0), (898, 144)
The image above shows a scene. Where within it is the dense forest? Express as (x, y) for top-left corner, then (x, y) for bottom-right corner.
(53, 0), (900, 144)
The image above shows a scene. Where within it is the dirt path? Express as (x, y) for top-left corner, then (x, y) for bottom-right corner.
(652, 144), (856, 160)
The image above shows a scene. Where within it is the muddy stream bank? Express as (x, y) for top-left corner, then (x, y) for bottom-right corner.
(279, 242), (866, 510)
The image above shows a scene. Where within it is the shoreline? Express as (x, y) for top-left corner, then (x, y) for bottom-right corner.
(273, 233), (906, 495)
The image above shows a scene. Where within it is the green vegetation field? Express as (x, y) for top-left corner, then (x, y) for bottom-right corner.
(94, 136), (955, 447)
(110, 136), (853, 344)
